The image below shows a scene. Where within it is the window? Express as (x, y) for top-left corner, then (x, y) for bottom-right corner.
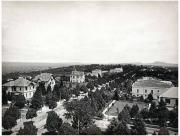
(145, 90), (147, 93)
(20, 87), (21, 91)
(176, 100), (178, 106)
(25, 87), (27, 90)
(137, 89), (139, 93)
(157, 96), (159, 99)
(157, 90), (159, 93)
(151, 90), (153, 94)
(165, 99), (170, 104)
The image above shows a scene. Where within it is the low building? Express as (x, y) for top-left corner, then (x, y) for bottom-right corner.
(110, 67), (123, 73)
(132, 77), (173, 100)
(70, 70), (85, 83)
(2, 77), (36, 99)
(160, 87), (178, 108)
(32, 73), (56, 90)
(92, 69), (102, 77)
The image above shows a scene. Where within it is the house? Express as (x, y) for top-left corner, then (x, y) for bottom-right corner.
(160, 87), (178, 108)
(92, 69), (102, 77)
(70, 70), (85, 83)
(110, 67), (123, 73)
(32, 73), (56, 90)
(2, 77), (36, 99)
(132, 77), (173, 100)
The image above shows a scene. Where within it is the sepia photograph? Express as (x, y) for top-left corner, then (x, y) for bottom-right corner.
(2, 1), (178, 135)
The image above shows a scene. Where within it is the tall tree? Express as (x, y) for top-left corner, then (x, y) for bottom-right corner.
(131, 118), (147, 135)
(12, 94), (26, 109)
(30, 87), (43, 110)
(46, 111), (63, 133)
(105, 118), (118, 134)
(130, 104), (139, 118)
(149, 101), (158, 119)
(113, 121), (130, 135)
(2, 87), (8, 105)
(17, 121), (38, 135)
(118, 107), (131, 123)
(58, 123), (78, 135)
(26, 108), (37, 121)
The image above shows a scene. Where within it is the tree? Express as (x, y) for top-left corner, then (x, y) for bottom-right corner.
(13, 94), (26, 109)
(168, 107), (178, 128)
(46, 111), (63, 133)
(131, 118), (147, 135)
(118, 107), (131, 123)
(86, 82), (94, 90)
(2, 87), (8, 105)
(147, 93), (153, 102)
(149, 101), (158, 119)
(45, 92), (57, 110)
(105, 118), (118, 134)
(17, 121), (38, 135)
(157, 99), (169, 127)
(81, 124), (102, 135)
(158, 127), (169, 135)
(130, 104), (139, 118)
(39, 82), (46, 96)
(4, 105), (21, 120)
(139, 108), (149, 119)
(2, 115), (17, 131)
(80, 85), (88, 93)
(30, 87), (43, 110)
(112, 90), (119, 101)
(113, 121), (130, 135)
(52, 84), (61, 101)
(26, 108), (37, 121)
(58, 123), (78, 135)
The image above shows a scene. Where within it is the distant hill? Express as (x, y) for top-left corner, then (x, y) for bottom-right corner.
(131, 61), (178, 67)
(2, 62), (82, 74)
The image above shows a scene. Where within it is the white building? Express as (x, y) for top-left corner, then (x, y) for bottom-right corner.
(110, 67), (123, 73)
(32, 73), (56, 90)
(132, 77), (172, 100)
(70, 70), (85, 83)
(3, 77), (36, 99)
(92, 69), (102, 77)
(160, 87), (178, 109)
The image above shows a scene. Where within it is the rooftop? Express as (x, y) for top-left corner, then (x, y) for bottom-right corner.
(160, 87), (178, 99)
(71, 70), (84, 76)
(33, 73), (53, 82)
(3, 77), (32, 87)
(133, 78), (172, 88)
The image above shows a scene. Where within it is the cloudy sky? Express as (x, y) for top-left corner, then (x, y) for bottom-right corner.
(2, 1), (178, 64)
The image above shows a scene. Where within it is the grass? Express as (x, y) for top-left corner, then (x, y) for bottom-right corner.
(105, 100), (148, 116)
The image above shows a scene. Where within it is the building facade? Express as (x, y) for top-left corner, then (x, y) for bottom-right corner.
(3, 77), (36, 99)
(160, 87), (178, 108)
(70, 70), (85, 83)
(92, 69), (102, 77)
(132, 77), (172, 100)
(110, 67), (123, 73)
(33, 73), (56, 90)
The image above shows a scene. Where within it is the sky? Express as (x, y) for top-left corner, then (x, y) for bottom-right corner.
(2, 1), (178, 64)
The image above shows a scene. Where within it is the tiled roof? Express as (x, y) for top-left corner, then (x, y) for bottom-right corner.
(71, 71), (84, 76)
(132, 79), (172, 88)
(3, 77), (32, 87)
(33, 73), (53, 82)
(160, 87), (178, 99)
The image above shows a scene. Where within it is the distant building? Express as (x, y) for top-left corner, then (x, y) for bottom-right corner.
(132, 77), (173, 100)
(92, 69), (102, 77)
(70, 70), (85, 83)
(32, 73), (56, 90)
(160, 87), (178, 108)
(2, 77), (36, 99)
(110, 67), (123, 73)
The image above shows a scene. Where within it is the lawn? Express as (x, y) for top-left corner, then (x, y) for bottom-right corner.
(105, 100), (148, 116)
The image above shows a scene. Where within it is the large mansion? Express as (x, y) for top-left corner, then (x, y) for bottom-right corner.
(32, 73), (56, 90)
(70, 70), (85, 83)
(2, 77), (36, 99)
(132, 77), (173, 100)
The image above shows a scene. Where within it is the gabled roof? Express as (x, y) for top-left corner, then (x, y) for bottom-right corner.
(33, 73), (53, 82)
(133, 79), (172, 88)
(3, 77), (32, 87)
(71, 71), (84, 76)
(160, 87), (178, 99)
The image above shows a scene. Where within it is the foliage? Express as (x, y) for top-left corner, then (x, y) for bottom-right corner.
(168, 107), (178, 128)
(118, 106), (131, 123)
(158, 127), (169, 135)
(58, 123), (78, 135)
(12, 94), (26, 109)
(46, 111), (62, 132)
(131, 117), (147, 135)
(105, 118), (119, 134)
(149, 101), (158, 119)
(2, 115), (17, 130)
(45, 92), (57, 110)
(26, 108), (37, 120)
(86, 81), (94, 90)
(39, 82), (46, 96)
(113, 121), (130, 135)
(4, 105), (21, 120)
(30, 87), (43, 110)
(81, 124), (102, 135)
(157, 99), (169, 127)
(139, 108), (149, 119)
(80, 85), (88, 93)
(130, 104), (139, 118)
(17, 121), (38, 135)
(112, 90), (119, 101)
(2, 87), (8, 105)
